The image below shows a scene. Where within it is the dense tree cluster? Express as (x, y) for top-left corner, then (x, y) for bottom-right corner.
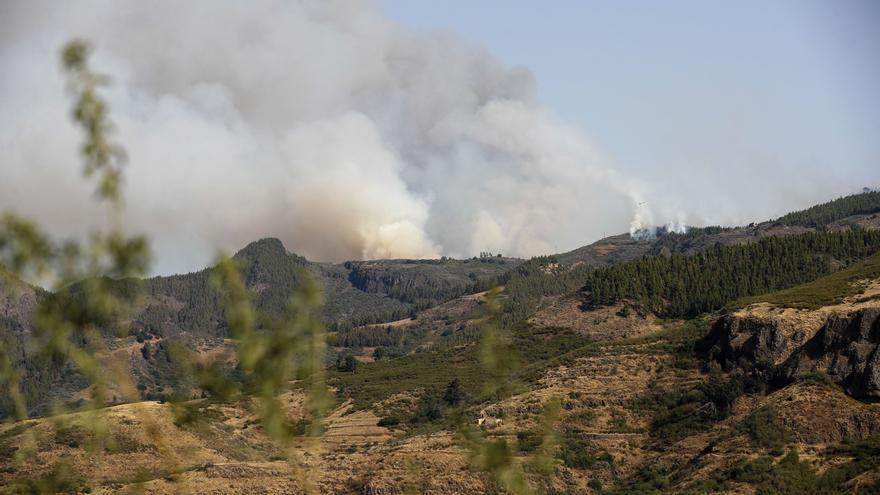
(332, 325), (410, 348)
(775, 190), (880, 228)
(650, 226), (732, 252)
(345, 257), (512, 306)
(335, 355), (358, 373)
(475, 256), (594, 326)
(436, 325), (483, 349)
(581, 230), (880, 318)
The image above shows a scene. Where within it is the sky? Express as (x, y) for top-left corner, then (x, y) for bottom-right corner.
(1, 0), (878, 275)
(381, 0), (880, 221)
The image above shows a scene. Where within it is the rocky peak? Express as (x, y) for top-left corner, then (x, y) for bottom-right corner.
(233, 238), (290, 262)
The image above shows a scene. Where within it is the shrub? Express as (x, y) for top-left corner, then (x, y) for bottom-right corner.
(377, 416), (400, 427)
(635, 372), (763, 444)
(442, 378), (465, 406)
(516, 430), (541, 453)
(336, 355), (358, 373)
(799, 371), (835, 387)
(557, 428), (612, 469)
(727, 451), (817, 495)
(739, 406), (792, 450)
(410, 395), (442, 424)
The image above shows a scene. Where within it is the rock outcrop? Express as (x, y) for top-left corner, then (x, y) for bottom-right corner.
(703, 303), (880, 399)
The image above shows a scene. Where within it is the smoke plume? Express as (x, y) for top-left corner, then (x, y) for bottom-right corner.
(2, 0), (655, 274)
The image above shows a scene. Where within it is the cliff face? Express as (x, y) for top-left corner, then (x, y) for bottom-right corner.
(704, 299), (880, 399)
(785, 308), (880, 398)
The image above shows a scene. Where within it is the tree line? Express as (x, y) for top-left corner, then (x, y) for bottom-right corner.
(580, 229), (880, 318)
(775, 190), (880, 228)
(330, 325), (411, 348)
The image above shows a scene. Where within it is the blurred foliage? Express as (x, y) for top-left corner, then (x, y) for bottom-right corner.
(0, 39), (332, 493)
(0, 38), (164, 492)
(478, 287), (520, 400)
(61, 40), (127, 206)
(454, 287), (562, 495)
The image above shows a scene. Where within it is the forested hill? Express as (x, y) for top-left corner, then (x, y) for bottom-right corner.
(0, 236), (519, 349)
(2, 190), (878, 419)
(0, 239), (519, 416)
(775, 189), (880, 228)
(120, 238), (521, 339)
(490, 189), (880, 324)
(506, 191), (880, 275)
(580, 229), (880, 318)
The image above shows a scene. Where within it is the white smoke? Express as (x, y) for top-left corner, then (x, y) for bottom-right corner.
(629, 196), (689, 240)
(0, 0), (649, 274)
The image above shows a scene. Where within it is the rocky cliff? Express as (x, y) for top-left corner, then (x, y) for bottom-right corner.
(703, 285), (880, 399)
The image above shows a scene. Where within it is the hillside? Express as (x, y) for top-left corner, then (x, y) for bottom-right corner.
(133, 237), (520, 335)
(0, 239), (520, 417)
(580, 229), (880, 318)
(0, 269), (68, 420)
(3, 12), (878, 493)
(775, 189), (880, 228)
(6, 243), (880, 493)
(3, 190), (880, 493)
(9, 190), (877, 417)
(702, 252), (880, 398)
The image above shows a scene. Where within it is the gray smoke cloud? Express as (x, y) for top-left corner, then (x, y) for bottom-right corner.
(2, 0), (667, 274)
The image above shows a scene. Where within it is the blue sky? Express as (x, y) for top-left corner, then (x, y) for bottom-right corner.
(382, 0), (880, 221)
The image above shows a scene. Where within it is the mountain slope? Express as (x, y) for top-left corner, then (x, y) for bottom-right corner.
(0, 269), (82, 419)
(4, 191), (880, 492)
(131, 237), (521, 337)
(497, 190), (880, 322)
(8, 252), (880, 494)
(0, 239), (520, 416)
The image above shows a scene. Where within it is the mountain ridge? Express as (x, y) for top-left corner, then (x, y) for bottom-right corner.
(4, 190), (880, 492)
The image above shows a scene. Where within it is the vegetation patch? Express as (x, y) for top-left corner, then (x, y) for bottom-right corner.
(329, 346), (485, 410)
(738, 406), (792, 452)
(775, 190), (880, 228)
(730, 251), (880, 310)
(630, 372), (763, 444)
(376, 416), (400, 427)
(603, 463), (675, 494)
(330, 323), (593, 411)
(602, 318), (709, 368)
(679, 439), (880, 495)
(557, 427), (613, 470)
(582, 230), (880, 318)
